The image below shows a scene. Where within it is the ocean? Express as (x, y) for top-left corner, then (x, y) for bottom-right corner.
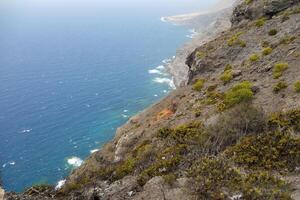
(0, 0), (217, 192)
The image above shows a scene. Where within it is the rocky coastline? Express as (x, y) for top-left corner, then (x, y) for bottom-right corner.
(164, 0), (239, 87)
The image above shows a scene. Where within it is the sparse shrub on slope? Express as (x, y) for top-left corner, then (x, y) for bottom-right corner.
(268, 109), (300, 132)
(268, 29), (278, 36)
(262, 47), (273, 56)
(188, 157), (292, 200)
(225, 131), (300, 172)
(193, 79), (205, 91)
(223, 81), (254, 108)
(273, 63), (288, 79)
(227, 32), (246, 47)
(157, 121), (205, 145)
(273, 81), (287, 93)
(294, 81), (300, 92)
(249, 54), (259, 62)
(188, 157), (242, 199)
(220, 69), (233, 84)
(137, 144), (186, 186)
(206, 103), (266, 153)
(255, 17), (266, 27)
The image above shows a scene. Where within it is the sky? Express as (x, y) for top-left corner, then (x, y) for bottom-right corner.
(0, 0), (220, 17)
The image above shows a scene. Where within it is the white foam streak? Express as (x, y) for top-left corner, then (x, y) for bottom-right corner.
(55, 179), (66, 190)
(153, 77), (176, 89)
(90, 149), (99, 154)
(67, 157), (83, 168)
(2, 161), (16, 168)
(148, 69), (163, 75)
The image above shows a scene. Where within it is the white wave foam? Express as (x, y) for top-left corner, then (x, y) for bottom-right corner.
(162, 59), (171, 64)
(153, 77), (176, 89)
(156, 65), (165, 69)
(154, 94), (158, 97)
(148, 69), (163, 75)
(20, 129), (32, 134)
(55, 179), (66, 190)
(186, 29), (199, 38)
(160, 17), (167, 22)
(2, 161), (16, 168)
(153, 77), (170, 84)
(123, 110), (128, 113)
(90, 149), (99, 154)
(67, 157), (83, 168)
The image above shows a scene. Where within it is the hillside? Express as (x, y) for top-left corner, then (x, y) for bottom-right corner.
(5, 0), (300, 199)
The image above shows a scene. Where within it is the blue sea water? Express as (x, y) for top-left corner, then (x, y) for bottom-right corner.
(0, 0), (217, 192)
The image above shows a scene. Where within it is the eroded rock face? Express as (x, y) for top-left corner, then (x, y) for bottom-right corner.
(231, 0), (300, 25)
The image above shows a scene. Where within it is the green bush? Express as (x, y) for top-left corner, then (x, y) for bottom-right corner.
(268, 29), (278, 36)
(245, 0), (253, 4)
(188, 157), (291, 199)
(162, 173), (177, 185)
(294, 81), (300, 92)
(225, 131), (300, 172)
(188, 157), (242, 199)
(268, 109), (300, 132)
(249, 54), (259, 62)
(193, 79), (205, 91)
(137, 154), (182, 186)
(157, 122), (206, 146)
(273, 63), (288, 79)
(227, 32), (246, 47)
(157, 127), (173, 139)
(273, 81), (287, 93)
(241, 171), (292, 200)
(205, 91), (224, 105)
(262, 47), (273, 56)
(280, 35), (296, 45)
(220, 69), (233, 84)
(224, 64), (232, 71)
(224, 81), (254, 108)
(196, 51), (206, 59)
(255, 18), (266, 27)
(114, 157), (137, 179)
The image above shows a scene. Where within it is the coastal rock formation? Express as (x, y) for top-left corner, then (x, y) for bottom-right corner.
(231, 0), (300, 25)
(0, 187), (4, 200)
(5, 0), (300, 199)
(164, 0), (240, 87)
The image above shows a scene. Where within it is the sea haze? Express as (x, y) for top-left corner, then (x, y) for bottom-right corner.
(0, 0), (217, 192)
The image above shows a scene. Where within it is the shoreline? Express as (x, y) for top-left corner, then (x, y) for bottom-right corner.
(163, 2), (236, 87)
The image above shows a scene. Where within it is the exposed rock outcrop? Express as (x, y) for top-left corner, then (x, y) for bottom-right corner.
(0, 187), (4, 200)
(231, 0), (300, 25)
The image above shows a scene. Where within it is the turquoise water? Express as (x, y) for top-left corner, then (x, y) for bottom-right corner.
(0, 0), (217, 192)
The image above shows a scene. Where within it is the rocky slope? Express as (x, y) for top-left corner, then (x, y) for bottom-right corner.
(5, 0), (300, 199)
(164, 0), (240, 87)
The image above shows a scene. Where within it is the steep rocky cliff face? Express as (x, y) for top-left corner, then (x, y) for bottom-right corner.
(5, 0), (300, 199)
(165, 0), (240, 87)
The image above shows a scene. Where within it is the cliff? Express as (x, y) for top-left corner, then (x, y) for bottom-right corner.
(163, 0), (240, 87)
(5, 0), (300, 199)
